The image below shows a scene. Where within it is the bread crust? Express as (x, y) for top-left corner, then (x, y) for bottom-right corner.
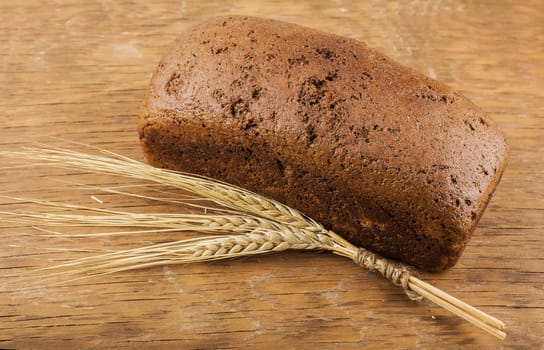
(138, 16), (508, 271)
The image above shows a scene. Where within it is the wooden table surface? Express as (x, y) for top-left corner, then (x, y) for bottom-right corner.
(1, 1), (542, 349)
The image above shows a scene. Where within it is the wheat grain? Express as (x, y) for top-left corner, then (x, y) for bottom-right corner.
(4, 147), (323, 228)
(33, 226), (328, 277)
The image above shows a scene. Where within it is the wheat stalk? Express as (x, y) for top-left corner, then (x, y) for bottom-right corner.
(33, 228), (326, 277)
(3, 146), (311, 227)
(0, 147), (506, 339)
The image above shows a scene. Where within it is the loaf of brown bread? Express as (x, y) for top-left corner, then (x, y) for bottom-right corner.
(138, 16), (508, 271)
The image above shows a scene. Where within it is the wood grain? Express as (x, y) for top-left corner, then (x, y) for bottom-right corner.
(1, 0), (543, 348)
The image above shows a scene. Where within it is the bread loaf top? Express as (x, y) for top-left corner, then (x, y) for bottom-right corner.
(139, 16), (508, 271)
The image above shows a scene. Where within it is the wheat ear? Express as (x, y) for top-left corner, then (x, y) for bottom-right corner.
(0, 147), (506, 339)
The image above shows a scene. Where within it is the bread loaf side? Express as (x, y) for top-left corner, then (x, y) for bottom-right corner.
(138, 16), (508, 271)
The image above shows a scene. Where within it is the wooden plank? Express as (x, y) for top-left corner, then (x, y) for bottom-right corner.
(1, 0), (543, 348)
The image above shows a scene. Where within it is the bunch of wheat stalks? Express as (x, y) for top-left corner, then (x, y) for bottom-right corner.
(0, 145), (506, 339)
